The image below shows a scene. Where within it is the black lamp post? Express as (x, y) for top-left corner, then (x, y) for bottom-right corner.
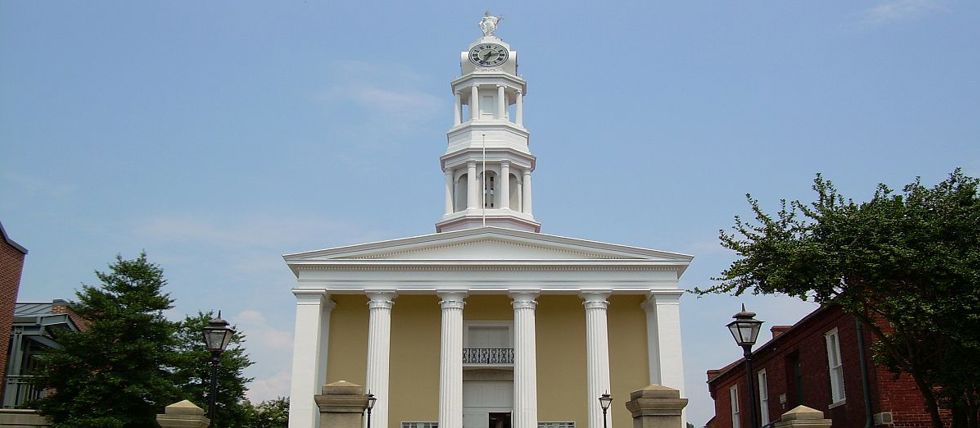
(599, 392), (612, 428)
(727, 304), (764, 428)
(202, 312), (235, 427)
(366, 391), (377, 428)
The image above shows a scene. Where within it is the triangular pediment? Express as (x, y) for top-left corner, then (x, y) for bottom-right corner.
(284, 227), (692, 264)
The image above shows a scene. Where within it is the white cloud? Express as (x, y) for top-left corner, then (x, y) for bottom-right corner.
(246, 370), (292, 403)
(860, 0), (946, 27)
(318, 60), (443, 131)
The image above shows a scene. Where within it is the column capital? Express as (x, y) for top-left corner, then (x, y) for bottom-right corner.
(293, 289), (332, 307)
(496, 84), (506, 89)
(510, 291), (539, 309)
(581, 292), (610, 310)
(366, 291), (397, 310)
(500, 160), (511, 167)
(516, 89), (523, 95)
(438, 292), (467, 310)
(642, 290), (683, 310)
(468, 160), (477, 168)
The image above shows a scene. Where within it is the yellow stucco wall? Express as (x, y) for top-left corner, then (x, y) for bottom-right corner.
(325, 293), (651, 428)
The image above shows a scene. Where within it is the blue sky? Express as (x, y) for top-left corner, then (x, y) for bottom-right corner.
(1, 1), (978, 426)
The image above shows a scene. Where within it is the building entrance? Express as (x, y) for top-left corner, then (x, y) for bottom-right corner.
(488, 412), (512, 428)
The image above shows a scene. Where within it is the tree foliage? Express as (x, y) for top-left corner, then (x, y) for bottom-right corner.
(698, 169), (980, 428)
(35, 253), (180, 427)
(172, 311), (254, 428)
(245, 397), (289, 428)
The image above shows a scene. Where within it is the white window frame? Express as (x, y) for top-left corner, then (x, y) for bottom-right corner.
(730, 385), (740, 428)
(825, 328), (846, 404)
(463, 321), (513, 348)
(402, 422), (437, 428)
(538, 422), (575, 428)
(758, 369), (770, 425)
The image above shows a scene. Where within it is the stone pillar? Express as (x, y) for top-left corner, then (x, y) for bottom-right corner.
(583, 292), (612, 428)
(467, 162), (478, 210)
(522, 170), (533, 215)
(499, 161), (511, 210)
(453, 91), (462, 126)
(288, 290), (333, 428)
(366, 292), (396, 428)
(316, 380), (371, 428)
(497, 85), (507, 119)
(438, 292), (466, 428)
(511, 292), (539, 428)
(444, 169), (454, 215)
(470, 85), (480, 121)
(515, 90), (523, 126)
(156, 400), (210, 428)
(641, 297), (661, 386)
(625, 385), (688, 428)
(774, 406), (832, 428)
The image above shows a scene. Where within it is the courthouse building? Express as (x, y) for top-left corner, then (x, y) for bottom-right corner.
(285, 15), (692, 428)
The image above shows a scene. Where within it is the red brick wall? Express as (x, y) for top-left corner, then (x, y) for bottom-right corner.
(707, 305), (945, 428)
(0, 240), (27, 395)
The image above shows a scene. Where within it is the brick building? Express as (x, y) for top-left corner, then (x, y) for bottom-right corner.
(0, 222), (28, 405)
(706, 304), (946, 428)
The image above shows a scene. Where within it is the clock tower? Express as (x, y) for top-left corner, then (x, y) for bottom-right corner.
(436, 13), (539, 233)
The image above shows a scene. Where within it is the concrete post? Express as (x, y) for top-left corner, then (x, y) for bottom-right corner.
(625, 385), (688, 428)
(774, 406), (832, 428)
(315, 380), (370, 428)
(156, 400), (210, 428)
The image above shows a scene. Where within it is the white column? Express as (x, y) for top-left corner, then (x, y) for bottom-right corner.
(522, 169), (533, 215)
(438, 292), (466, 428)
(641, 297), (662, 386)
(366, 291), (396, 428)
(467, 161), (478, 209)
(444, 168), (454, 215)
(648, 291), (685, 397)
(497, 85), (506, 119)
(470, 85), (480, 122)
(511, 292), (539, 428)
(453, 91), (462, 126)
(288, 290), (334, 428)
(515, 90), (523, 127)
(500, 161), (511, 210)
(582, 292), (611, 428)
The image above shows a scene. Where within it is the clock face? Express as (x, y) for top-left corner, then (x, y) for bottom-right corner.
(469, 43), (509, 67)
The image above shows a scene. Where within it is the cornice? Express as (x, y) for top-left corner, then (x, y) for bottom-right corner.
(292, 262), (684, 272)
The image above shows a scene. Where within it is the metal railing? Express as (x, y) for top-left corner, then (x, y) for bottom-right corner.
(462, 347), (514, 365)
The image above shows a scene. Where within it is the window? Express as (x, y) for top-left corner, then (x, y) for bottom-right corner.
(402, 423), (437, 428)
(730, 385), (740, 428)
(758, 369), (770, 425)
(538, 422), (574, 428)
(825, 328), (846, 404)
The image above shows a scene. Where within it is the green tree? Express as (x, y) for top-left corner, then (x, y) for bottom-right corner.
(246, 397), (289, 428)
(172, 311), (254, 428)
(698, 169), (980, 428)
(34, 253), (180, 427)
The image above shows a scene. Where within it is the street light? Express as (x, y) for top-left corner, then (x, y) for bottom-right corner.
(727, 304), (763, 428)
(366, 391), (377, 428)
(202, 312), (235, 426)
(599, 392), (612, 428)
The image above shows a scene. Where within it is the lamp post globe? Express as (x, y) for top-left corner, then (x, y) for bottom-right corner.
(201, 312), (235, 426)
(727, 304), (763, 428)
(599, 392), (612, 428)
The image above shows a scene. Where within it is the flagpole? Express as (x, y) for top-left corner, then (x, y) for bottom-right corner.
(482, 133), (487, 227)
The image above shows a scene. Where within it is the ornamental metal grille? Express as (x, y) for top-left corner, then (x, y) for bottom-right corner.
(462, 347), (514, 365)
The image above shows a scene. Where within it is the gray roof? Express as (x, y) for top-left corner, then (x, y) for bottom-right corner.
(0, 221), (28, 254)
(14, 302), (60, 317)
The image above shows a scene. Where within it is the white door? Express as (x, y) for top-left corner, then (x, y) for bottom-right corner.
(463, 380), (513, 428)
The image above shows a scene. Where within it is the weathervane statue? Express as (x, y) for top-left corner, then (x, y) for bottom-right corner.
(479, 11), (501, 36)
